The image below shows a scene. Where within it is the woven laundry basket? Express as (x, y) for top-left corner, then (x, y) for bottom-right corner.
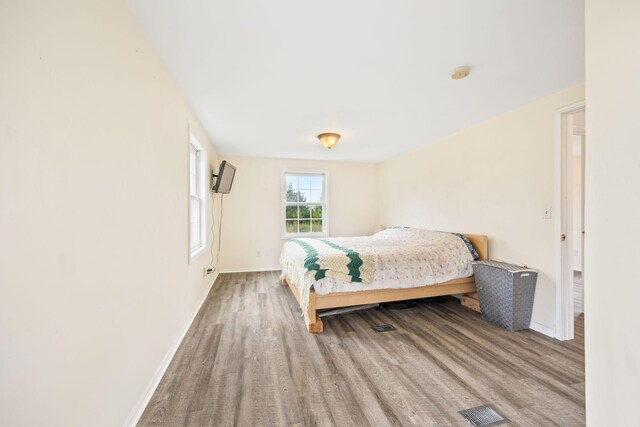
(472, 260), (538, 331)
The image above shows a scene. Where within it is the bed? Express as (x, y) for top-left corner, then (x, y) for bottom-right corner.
(280, 228), (488, 333)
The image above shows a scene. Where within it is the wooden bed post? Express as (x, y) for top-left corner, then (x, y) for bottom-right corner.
(306, 290), (324, 333)
(284, 276), (324, 333)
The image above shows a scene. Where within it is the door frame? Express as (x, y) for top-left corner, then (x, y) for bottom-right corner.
(554, 100), (585, 341)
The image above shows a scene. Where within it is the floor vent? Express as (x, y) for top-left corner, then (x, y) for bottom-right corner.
(372, 324), (396, 333)
(458, 405), (508, 426)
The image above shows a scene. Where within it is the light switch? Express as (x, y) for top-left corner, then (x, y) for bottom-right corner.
(543, 206), (552, 219)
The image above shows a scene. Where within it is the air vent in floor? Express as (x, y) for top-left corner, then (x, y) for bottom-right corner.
(458, 404), (508, 426)
(372, 324), (396, 333)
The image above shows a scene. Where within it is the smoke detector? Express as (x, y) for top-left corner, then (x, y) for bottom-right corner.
(451, 66), (471, 80)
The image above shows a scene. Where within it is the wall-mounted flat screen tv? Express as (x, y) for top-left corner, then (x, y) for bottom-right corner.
(212, 161), (236, 194)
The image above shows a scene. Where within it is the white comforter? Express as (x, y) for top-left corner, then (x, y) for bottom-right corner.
(280, 228), (474, 312)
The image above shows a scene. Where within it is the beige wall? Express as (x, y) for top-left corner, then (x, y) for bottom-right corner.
(218, 156), (379, 272)
(585, 0), (640, 423)
(0, 1), (222, 426)
(378, 84), (585, 334)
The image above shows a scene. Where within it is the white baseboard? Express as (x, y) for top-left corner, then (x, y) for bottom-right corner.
(219, 267), (280, 273)
(124, 272), (219, 427)
(529, 321), (555, 338)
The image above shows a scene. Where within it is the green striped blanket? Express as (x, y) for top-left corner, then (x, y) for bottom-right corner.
(290, 238), (375, 283)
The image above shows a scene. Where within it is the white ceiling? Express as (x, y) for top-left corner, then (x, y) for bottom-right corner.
(128, 0), (584, 163)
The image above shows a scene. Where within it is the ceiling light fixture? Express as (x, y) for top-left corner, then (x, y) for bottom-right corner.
(318, 132), (341, 149)
(451, 66), (471, 79)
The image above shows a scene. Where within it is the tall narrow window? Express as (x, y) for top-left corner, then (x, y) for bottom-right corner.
(189, 133), (206, 261)
(282, 171), (327, 238)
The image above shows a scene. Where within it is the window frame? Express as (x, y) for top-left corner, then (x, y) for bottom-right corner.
(188, 131), (207, 262)
(281, 169), (329, 239)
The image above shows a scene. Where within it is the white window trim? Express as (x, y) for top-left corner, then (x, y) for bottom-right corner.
(189, 131), (207, 263)
(281, 169), (329, 240)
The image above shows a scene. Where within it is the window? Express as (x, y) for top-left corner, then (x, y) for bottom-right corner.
(282, 171), (327, 238)
(189, 133), (206, 261)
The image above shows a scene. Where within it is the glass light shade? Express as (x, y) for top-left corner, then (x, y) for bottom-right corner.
(318, 132), (341, 149)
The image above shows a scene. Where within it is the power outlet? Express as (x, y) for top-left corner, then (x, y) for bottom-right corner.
(543, 206), (552, 219)
(204, 267), (215, 276)
(256, 251), (261, 258)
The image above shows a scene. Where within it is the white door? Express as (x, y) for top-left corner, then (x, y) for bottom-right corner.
(572, 134), (584, 271)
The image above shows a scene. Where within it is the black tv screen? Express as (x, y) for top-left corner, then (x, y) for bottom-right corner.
(212, 161), (236, 194)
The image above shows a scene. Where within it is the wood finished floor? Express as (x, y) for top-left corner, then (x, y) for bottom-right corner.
(138, 271), (585, 427)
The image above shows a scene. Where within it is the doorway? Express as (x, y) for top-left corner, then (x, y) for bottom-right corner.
(556, 102), (585, 340)
(571, 111), (585, 318)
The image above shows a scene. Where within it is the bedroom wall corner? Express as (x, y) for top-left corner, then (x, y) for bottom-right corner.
(217, 156), (379, 273)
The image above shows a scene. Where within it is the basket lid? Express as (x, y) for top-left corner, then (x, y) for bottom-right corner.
(472, 260), (537, 273)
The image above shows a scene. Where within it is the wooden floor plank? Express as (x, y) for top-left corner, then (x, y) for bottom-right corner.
(137, 272), (585, 426)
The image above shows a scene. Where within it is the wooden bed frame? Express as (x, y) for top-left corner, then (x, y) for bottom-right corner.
(283, 234), (488, 333)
